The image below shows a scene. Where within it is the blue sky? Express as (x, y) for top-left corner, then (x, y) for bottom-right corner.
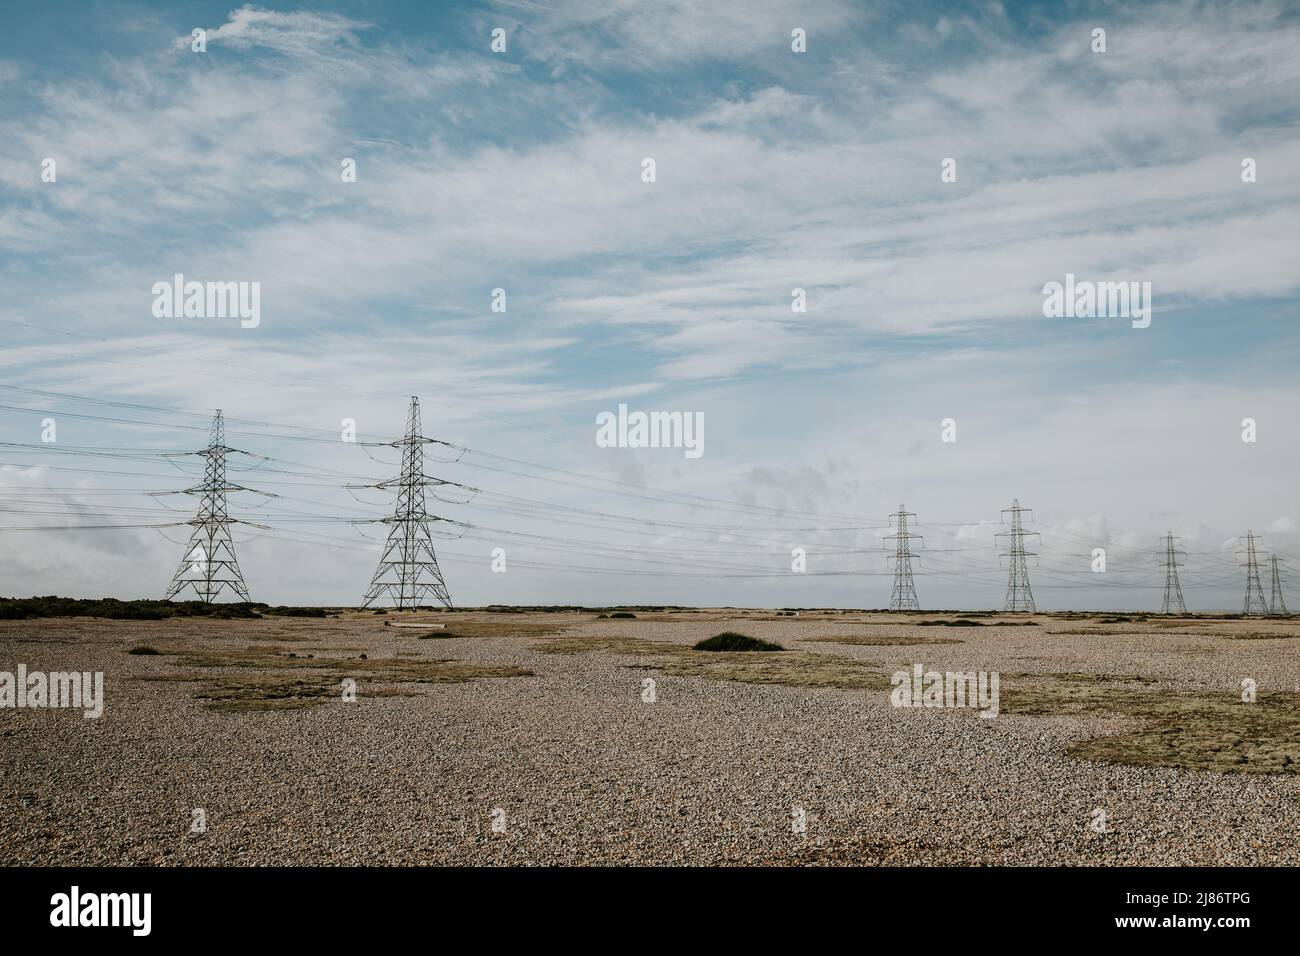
(1, 0), (1298, 609)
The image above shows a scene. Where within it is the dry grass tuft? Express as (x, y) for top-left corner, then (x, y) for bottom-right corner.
(531, 632), (885, 690)
(647, 651), (887, 690)
(140, 642), (531, 712)
(531, 634), (681, 656)
(808, 634), (962, 646)
(392, 618), (570, 640)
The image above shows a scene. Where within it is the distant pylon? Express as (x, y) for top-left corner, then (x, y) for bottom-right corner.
(1159, 532), (1186, 615)
(1267, 554), (1288, 616)
(997, 499), (1039, 612)
(1239, 531), (1269, 615)
(885, 504), (922, 610)
(359, 396), (462, 609)
(163, 410), (254, 603)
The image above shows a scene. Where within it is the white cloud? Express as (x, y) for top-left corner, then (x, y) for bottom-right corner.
(1, 0), (1298, 608)
(182, 6), (370, 56)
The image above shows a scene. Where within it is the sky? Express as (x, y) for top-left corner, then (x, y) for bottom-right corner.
(0, 0), (1298, 610)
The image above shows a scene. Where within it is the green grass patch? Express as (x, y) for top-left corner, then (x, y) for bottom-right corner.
(1001, 674), (1300, 774)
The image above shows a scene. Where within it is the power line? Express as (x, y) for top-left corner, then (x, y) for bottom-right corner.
(2, 388), (1293, 609)
(0, 383), (877, 525)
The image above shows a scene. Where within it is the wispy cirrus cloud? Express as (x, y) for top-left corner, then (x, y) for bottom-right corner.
(175, 5), (369, 56)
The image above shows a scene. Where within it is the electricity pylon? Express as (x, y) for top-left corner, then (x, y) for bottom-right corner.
(997, 499), (1039, 612)
(1239, 531), (1269, 615)
(1267, 555), (1288, 616)
(358, 396), (471, 609)
(163, 410), (258, 603)
(1159, 532), (1186, 615)
(885, 504), (922, 610)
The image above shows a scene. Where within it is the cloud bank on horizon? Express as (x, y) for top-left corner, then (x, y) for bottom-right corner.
(0, 0), (1297, 609)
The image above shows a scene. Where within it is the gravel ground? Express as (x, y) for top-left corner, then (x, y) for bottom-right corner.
(2, 610), (1298, 866)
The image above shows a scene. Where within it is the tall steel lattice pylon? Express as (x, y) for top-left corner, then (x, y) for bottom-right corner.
(997, 499), (1039, 613)
(885, 504), (922, 610)
(1239, 531), (1269, 615)
(1159, 532), (1186, 615)
(360, 396), (457, 609)
(163, 410), (253, 603)
(1267, 554), (1288, 616)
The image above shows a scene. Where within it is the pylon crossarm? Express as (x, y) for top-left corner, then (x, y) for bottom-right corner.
(358, 436), (446, 448)
(416, 475), (478, 489)
(353, 515), (462, 528)
(177, 483), (264, 496)
(350, 476), (478, 492)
